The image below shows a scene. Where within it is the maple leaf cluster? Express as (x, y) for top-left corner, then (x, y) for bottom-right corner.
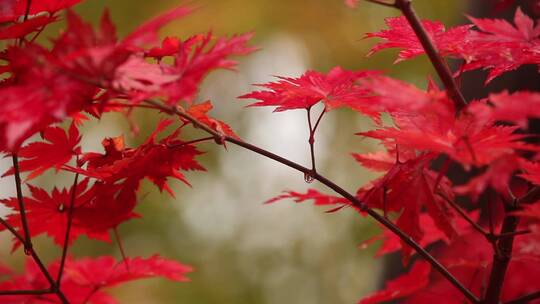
(1, 0), (540, 303)
(0, 0), (253, 302)
(260, 2), (540, 303)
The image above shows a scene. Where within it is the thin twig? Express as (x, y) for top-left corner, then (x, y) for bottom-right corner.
(497, 230), (530, 238)
(437, 191), (489, 237)
(518, 186), (540, 205)
(306, 108), (317, 172)
(12, 154), (32, 253)
(114, 228), (130, 272)
(312, 107), (326, 132)
(57, 173), (80, 287)
(23, 0), (32, 21)
(483, 197), (519, 304)
(166, 136), (215, 148)
(0, 217), (25, 244)
(82, 286), (100, 304)
(11, 156), (69, 304)
(144, 99), (480, 304)
(28, 250), (69, 303)
(0, 289), (52, 296)
(505, 290), (540, 304)
(365, 0), (396, 8)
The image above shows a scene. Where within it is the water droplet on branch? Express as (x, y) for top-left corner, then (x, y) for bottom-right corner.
(304, 172), (314, 183)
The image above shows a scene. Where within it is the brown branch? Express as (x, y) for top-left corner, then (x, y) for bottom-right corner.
(437, 191), (489, 238)
(306, 108), (317, 173)
(0, 216), (25, 244)
(22, 0), (32, 22)
(114, 228), (130, 272)
(0, 289), (52, 296)
(28, 248), (69, 303)
(11, 155), (69, 304)
(12, 154), (32, 253)
(484, 189), (540, 304)
(505, 290), (540, 304)
(306, 106), (325, 174)
(166, 136), (215, 148)
(518, 186), (540, 205)
(483, 199), (519, 303)
(57, 173), (80, 287)
(367, 0), (468, 111)
(365, 0), (396, 7)
(144, 99), (480, 304)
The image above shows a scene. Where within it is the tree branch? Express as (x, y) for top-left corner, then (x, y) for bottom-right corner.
(11, 155), (69, 304)
(365, 0), (396, 7)
(144, 99), (480, 304)
(437, 191), (489, 238)
(0, 289), (52, 296)
(306, 108), (317, 173)
(518, 186), (540, 205)
(0, 216), (25, 244)
(483, 188), (540, 303)
(505, 290), (540, 304)
(483, 198), (519, 304)
(57, 173), (80, 287)
(12, 154), (33, 253)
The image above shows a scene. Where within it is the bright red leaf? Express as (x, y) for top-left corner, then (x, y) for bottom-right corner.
(359, 262), (431, 304)
(365, 15), (471, 62)
(357, 153), (457, 262)
(3, 123), (81, 180)
(240, 67), (380, 120)
(0, 179), (109, 247)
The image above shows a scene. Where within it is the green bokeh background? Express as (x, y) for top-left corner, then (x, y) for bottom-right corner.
(0, 1), (465, 303)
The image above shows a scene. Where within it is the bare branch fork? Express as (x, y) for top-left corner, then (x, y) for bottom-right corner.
(306, 106), (326, 174)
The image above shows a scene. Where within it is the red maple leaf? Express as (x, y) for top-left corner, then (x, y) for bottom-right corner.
(16, 0), (83, 15)
(146, 36), (182, 60)
(0, 179), (109, 247)
(0, 14), (57, 41)
(162, 32), (256, 104)
(239, 67), (380, 120)
(360, 89), (535, 167)
(358, 75), (456, 115)
(365, 15), (471, 62)
(460, 8), (540, 82)
(186, 101), (240, 139)
(0, 44), (96, 150)
(265, 188), (354, 213)
(3, 123), (81, 180)
(362, 211), (479, 257)
(73, 120), (205, 196)
(467, 90), (540, 129)
(409, 231), (540, 303)
(366, 8), (540, 83)
(122, 6), (193, 48)
(520, 160), (540, 186)
(358, 261), (431, 304)
(514, 202), (540, 222)
(454, 154), (522, 200)
(357, 153), (457, 262)
(62, 255), (193, 287)
(0, 255), (192, 303)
